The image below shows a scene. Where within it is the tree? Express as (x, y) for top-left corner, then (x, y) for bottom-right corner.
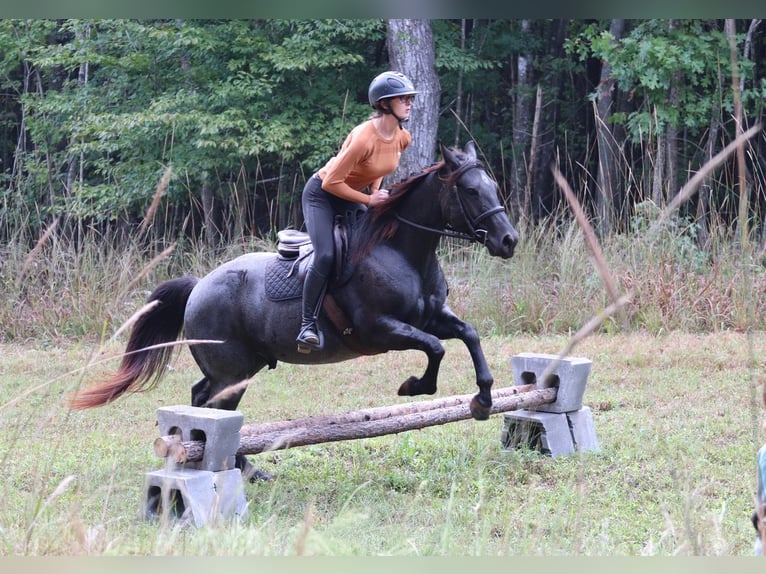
(385, 19), (440, 182)
(593, 19), (625, 235)
(10, 19), (387, 241)
(571, 20), (754, 227)
(511, 19), (534, 223)
(527, 19), (573, 224)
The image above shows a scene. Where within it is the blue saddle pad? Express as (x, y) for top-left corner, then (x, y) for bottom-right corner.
(264, 256), (306, 301)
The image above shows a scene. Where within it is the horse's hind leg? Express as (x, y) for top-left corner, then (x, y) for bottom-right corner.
(190, 369), (275, 482)
(396, 344), (443, 396)
(191, 377), (211, 407)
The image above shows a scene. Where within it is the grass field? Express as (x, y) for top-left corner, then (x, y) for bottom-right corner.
(2, 330), (763, 555)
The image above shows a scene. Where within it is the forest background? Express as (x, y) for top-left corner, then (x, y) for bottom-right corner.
(2, 19), (764, 244)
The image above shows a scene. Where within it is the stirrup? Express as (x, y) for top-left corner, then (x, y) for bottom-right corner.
(296, 322), (322, 353)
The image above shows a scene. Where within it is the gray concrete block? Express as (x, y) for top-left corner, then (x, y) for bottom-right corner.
(143, 467), (248, 527)
(501, 407), (599, 458)
(501, 410), (575, 457)
(156, 405), (243, 472)
(511, 352), (592, 413)
(568, 406), (599, 453)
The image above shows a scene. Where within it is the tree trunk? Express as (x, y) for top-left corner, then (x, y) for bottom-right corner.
(511, 19), (534, 223)
(739, 19), (766, 250)
(201, 181), (217, 247)
(742, 19), (764, 246)
(665, 20), (681, 206)
(726, 18), (752, 248)
(594, 19), (624, 235)
(12, 61), (32, 196)
(454, 19), (466, 148)
(531, 19), (570, 222)
(652, 126), (665, 206)
(63, 22), (91, 244)
(526, 84), (542, 219)
(385, 19), (440, 183)
(741, 20), (762, 94)
(696, 113), (719, 250)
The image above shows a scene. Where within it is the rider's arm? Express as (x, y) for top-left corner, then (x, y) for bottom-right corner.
(368, 177), (383, 194)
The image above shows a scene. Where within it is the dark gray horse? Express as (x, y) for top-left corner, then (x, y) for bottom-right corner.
(70, 141), (519, 477)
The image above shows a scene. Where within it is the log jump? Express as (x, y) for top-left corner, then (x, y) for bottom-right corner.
(154, 383), (558, 463)
(142, 353), (599, 527)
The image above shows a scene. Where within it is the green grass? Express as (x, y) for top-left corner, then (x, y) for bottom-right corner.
(1, 331), (763, 555)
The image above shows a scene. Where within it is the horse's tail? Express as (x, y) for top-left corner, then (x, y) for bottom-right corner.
(68, 275), (199, 410)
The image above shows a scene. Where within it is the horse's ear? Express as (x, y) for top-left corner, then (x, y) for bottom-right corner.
(440, 141), (458, 167)
(465, 140), (477, 160)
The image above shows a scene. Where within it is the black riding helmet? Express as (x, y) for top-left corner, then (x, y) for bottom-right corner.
(368, 71), (418, 113)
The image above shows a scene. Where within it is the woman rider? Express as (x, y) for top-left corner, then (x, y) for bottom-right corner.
(297, 71), (417, 352)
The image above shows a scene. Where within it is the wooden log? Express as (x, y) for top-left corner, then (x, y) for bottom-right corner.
(235, 387), (556, 455)
(153, 384), (539, 459)
(239, 383), (537, 435)
(154, 385), (556, 463)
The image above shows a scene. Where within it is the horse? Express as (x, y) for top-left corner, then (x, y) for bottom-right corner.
(69, 141), (519, 480)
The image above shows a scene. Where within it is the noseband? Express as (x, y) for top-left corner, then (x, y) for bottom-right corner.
(395, 160), (506, 244)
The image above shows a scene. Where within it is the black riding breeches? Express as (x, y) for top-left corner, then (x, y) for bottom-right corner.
(301, 174), (356, 282)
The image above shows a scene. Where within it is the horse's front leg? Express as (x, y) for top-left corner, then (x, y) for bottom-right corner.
(424, 304), (494, 421)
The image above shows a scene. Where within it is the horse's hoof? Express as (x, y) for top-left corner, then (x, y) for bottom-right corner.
(248, 469), (275, 483)
(397, 376), (418, 396)
(470, 396), (491, 421)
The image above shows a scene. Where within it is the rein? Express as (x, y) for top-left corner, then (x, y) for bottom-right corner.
(394, 160), (506, 245)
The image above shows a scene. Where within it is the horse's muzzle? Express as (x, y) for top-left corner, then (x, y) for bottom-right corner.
(486, 227), (519, 259)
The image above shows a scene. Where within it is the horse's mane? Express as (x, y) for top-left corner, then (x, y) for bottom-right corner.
(351, 160), (446, 263)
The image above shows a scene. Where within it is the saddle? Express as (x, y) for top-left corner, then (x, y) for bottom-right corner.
(264, 211), (376, 354)
(265, 215), (352, 301)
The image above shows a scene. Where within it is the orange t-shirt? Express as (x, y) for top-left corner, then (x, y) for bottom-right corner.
(317, 119), (411, 205)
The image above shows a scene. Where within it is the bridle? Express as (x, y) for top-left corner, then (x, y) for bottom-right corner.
(394, 160), (506, 244)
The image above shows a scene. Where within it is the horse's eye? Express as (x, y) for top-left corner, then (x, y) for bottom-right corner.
(464, 187), (478, 196)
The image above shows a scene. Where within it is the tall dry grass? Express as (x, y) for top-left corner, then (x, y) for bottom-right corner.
(0, 121), (763, 370)
(0, 167), (272, 343)
(2, 186), (765, 344)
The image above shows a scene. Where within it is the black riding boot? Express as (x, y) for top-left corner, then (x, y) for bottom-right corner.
(297, 266), (327, 353)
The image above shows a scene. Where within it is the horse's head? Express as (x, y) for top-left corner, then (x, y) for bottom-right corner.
(439, 141), (519, 258)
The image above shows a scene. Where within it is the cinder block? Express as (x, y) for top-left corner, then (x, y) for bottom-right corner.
(502, 407), (600, 457)
(511, 352), (592, 413)
(143, 467), (248, 527)
(502, 410), (575, 457)
(567, 406), (599, 453)
(156, 405), (243, 472)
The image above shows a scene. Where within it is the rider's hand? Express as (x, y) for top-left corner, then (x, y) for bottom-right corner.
(369, 188), (390, 207)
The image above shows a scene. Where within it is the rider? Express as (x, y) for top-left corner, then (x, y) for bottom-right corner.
(296, 70), (418, 352)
